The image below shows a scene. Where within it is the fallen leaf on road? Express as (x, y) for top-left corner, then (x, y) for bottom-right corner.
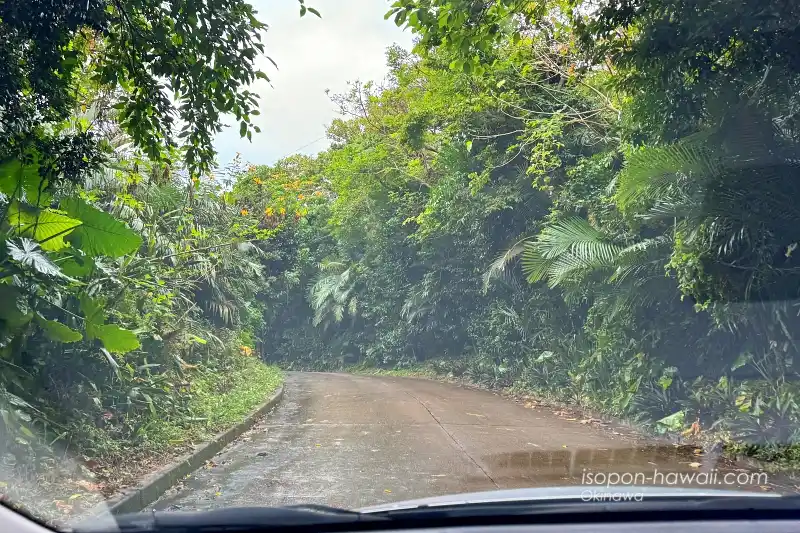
(215, 492), (222, 497)
(565, 418), (578, 421)
(688, 462), (701, 468)
(562, 445), (568, 448)
(257, 452), (268, 457)
(69, 494), (83, 501)
(315, 444), (321, 447)
(693, 448), (704, 455)
(526, 442), (541, 447)
(465, 412), (486, 418)
(384, 489), (392, 493)
(760, 485), (773, 491)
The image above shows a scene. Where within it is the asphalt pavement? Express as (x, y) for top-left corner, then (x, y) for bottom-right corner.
(153, 372), (773, 511)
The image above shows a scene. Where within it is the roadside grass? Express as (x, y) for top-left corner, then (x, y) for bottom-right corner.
(8, 359), (283, 525)
(137, 358), (283, 452)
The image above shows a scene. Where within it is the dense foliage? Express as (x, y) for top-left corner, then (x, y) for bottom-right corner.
(251, 0), (800, 462)
(0, 0), (326, 519)
(5, 0), (800, 519)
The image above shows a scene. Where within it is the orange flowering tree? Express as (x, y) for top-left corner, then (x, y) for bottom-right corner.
(233, 154), (330, 232)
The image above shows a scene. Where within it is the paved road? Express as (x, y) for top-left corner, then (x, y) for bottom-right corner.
(154, 372), (771, 511)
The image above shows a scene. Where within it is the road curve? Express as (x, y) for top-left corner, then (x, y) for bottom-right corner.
(153, 372), (769, 511)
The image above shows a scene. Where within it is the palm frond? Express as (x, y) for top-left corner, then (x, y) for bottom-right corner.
(481, 237), (531, 294)
(523, 218), (623, 287)
(616, 137), (720, 213)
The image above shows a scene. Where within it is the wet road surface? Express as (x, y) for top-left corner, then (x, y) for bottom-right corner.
(154, 372), (773, 511)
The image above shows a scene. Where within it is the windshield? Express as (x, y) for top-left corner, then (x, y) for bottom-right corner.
(2, 0), (800, 528)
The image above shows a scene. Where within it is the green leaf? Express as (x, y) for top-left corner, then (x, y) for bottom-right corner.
(239, 121), (247, 137)
(0, 159), (50, 207)
(306, 7), (320, 17)
(6, 202), (83, 251)
(465, 140), (473, 152)
(80, 295), (105, 327)
(61, 198), (142, 257)
(59, 256), (95, 278)
(36, 316), (83, 343)
(94, 324), (140, 354)
(655, 410), (685, 433)
(731, 352), (751, 372)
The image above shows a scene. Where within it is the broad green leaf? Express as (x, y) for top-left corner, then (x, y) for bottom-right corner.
(59, 256), (96, 278)
(0, 159), (50, 207)
(655, 410), (685, 433)
(61, 198), (142, 257)
(36, 315), (83, 343)
(94, 324), (140, 354)
(5, 202), (83, 251)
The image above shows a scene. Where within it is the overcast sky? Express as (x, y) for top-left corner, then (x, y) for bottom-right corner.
(213, 0), (414, 167)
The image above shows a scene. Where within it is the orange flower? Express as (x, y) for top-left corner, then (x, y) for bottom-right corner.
(254, 177), (263, 185)
(297, 194), (305, 200)
(279, 207), (286, 215)
(240, 208), (249, 216)
(314, 191), (323, 197)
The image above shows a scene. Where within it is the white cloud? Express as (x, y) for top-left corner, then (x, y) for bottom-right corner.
(213, 0), (413, 167)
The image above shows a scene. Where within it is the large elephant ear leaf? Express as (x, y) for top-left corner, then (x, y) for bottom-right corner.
(5, 202), (83, 251)
(61, 198), (142, 257)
